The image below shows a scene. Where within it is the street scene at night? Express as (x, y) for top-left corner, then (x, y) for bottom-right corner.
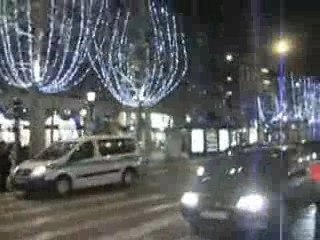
(0, 160), (320, 240)
(0, 0), (319, 239)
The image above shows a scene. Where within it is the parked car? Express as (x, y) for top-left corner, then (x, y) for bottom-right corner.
(295, 140), (320, 156)
(180, 145), (320, 237)
(10, 135), (149, 196)
(223, 143), (271, 157)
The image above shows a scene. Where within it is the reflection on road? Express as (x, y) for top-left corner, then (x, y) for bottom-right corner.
(289, 204), (317, 240)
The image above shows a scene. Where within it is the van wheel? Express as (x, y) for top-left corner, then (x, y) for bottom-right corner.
(122, 169), (137, 186)
(22, 191), (32, 199)
(55, 176), (72, 197)
(190, 224), (200, 236)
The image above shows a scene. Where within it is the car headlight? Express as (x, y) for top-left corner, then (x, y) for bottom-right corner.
(312, 152), (317, 160)
(13, 166), (19, 174)
(181, 192), (199, 208)
(31, 166), (46, 177)
(197, 166), (205, 176)
(236, 194), (267, 213)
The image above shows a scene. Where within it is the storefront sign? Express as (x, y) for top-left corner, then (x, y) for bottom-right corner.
(206, 129), (218, 152)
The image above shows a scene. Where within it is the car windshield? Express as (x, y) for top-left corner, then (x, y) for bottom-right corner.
(200, 149), (287, 188)
(34, 142), (77, 161)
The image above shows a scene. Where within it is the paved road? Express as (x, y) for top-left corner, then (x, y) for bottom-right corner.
(0, 161), (318, 240)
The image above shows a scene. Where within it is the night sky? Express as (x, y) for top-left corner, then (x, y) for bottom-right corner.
(175, 0), (320, 75)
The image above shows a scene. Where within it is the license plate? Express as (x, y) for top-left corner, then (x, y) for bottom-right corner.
(201, 210), (228, 220)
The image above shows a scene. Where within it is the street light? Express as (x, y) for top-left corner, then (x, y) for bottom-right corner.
(261, 68), (269, 74)
(226, 76), (232, 82)
(80, 108), (88, 117)
(186, 114), (192, 123)
(274, 39), (291, 55)
(86, 91), (96, 103)
(225, 54), (233, 62)
(263, 79), (271, 86)
(86, 91), (96, 135)
(226, 91), (233, 97)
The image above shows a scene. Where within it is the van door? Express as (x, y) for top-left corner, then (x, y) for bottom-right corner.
(97, 138), (135, 184)
(65, 141), (99, 189)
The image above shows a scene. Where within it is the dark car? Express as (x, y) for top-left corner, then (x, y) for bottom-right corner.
(287, 158), (320, 205)
(181, 144), (320, 237)
(295, 140), (320, 156)
(222, 143), (269, 157)
(181, 147), (285, 235)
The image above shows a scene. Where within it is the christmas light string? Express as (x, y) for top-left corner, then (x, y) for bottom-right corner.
(90, 0), (188, 108)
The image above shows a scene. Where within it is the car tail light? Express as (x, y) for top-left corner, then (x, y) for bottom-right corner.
(310, 164), (320, 182)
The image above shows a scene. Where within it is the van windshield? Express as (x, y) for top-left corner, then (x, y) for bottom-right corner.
(34, 142), (77, 161)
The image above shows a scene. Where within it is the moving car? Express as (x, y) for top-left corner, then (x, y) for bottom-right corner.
(295, 140), (320, 156)
(287, 154), (320, 205)
(181, 147), (285, 235)
(181, 144), (320, 237)
(11, 135), (148, 196)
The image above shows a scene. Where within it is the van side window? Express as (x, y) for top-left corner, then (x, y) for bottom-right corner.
(122, 139), (136, 153)
(98, 139), (136, 156)
(70, 141), (94, 161)
(98, 140), (118, 156)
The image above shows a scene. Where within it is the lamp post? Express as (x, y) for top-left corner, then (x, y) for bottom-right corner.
(80, 108), (88, 136)
(12, 97), (23, 168)
(86, 91), (96, 135)
(274, 38), (291, 144)
(274, 39), (290, 55)
(225, 53), (234, 62)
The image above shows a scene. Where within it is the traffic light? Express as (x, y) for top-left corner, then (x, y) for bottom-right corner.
(12, 97), (23, 119)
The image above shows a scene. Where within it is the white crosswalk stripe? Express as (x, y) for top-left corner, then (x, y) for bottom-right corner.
(150, 169), (169, 176)
(1, 194), (165, 232)
(0, 192), (127, 218)
(22, 202), (179, 240)
(0, 165), (194, 240)
(0, 193), (16, 203)
(176, 236), (203, 240)
(99, 213), (180, 240)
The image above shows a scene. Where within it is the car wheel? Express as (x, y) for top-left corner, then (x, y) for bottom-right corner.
(122, 169), (137, 186)
(55, 176), (72, 197)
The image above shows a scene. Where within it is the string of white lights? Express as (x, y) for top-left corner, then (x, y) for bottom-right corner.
(90, 0), (188, 108)
(0, 0), (107, 93)
(258, 76), (320, 124)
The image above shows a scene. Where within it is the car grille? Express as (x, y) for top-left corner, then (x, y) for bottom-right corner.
(200, 194), (235, 211)
(16, 169), (32, 177)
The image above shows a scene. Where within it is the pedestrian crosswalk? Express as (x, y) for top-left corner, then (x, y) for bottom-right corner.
(0, 167), (202, 240)
(2, 161), (310, 240)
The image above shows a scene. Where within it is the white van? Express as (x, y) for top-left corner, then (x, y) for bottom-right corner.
(11, 135), (149, 196)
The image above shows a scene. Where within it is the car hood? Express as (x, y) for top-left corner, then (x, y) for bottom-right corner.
(17, 159), (57, 170)
(193, 176), (276, 207)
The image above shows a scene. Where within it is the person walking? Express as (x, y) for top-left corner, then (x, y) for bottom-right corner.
(0, 141), (11, 192)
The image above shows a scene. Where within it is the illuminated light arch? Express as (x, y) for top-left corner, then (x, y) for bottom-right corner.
(90, 0), (188, 107)
(0, 0), (108, 93)
(258, 76), (320, 124)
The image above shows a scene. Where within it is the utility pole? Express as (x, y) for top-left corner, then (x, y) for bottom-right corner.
(12, 97), (23, 168)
